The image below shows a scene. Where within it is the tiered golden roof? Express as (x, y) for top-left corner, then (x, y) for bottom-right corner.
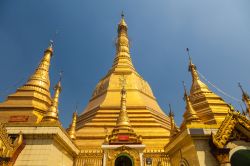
(188, 57), (230, 124)
(75, 15), (170, 151)
(0, 42), (54, 123)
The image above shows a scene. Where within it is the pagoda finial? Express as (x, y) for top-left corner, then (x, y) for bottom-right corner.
(238, 82), (250, 100)
(119, 11), (127, 28)
(68, 111), (78, 140)
(182, 81), (201, 123)
(121, 11), (124, 18)
(238, 83), (250, 116)
(22, 40), (54, 94)
(186, 49), (210, 95)
(47, 40), (53, 52)
(168, 104), (174, 117)
(183, 81), (188, 99)
(108, 13), (136, 73)
(187, 48), (199, 81)
(42, 75), (62, 122)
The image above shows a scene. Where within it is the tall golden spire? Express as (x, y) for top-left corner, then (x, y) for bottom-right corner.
(185, 49), (230, 125)
(239, 83), (250, 116)
(182, 82), (201, 124)
(42, 77), (62, 122)
(22, 40), (53, 94)
(68, 111), (78, 140)
(115, 76), (131, 128)
(188, 56), (210, 94)
(107, 76), (142, 144)
(110, 13), (135, 73)
(0, 41), (55, 122)
(116, 79), (131, 128)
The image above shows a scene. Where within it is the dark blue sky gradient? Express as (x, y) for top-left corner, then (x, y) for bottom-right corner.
(0, 1), (250, 127)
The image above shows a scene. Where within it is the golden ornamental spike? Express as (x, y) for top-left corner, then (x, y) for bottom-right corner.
(239, 82), (250, 99)
(22, 40), (54, 94)
(116, 77), (130, 128)
(109, 14), (135, 73)
(121, 11), (124, 18)
(41, 77), (62, 122)
(182, 81), (188, 101)
(68, 111), (77, 140)
(168, 104), (174, 117)
(186, 52), (211, 96)
(108, 82), (142, 144)
(182, 81), (200, 123)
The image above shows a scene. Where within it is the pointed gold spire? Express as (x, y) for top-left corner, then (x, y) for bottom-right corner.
(187, 49), (209, 95)
(183, 81), (201, 124)
(107, 76), (142, 144)
(68, 111), (78, 140)
(119, 11), (127, 27)
(168, 104), (179, 137)
(111, 13), (135, 73)
(116, 76), (131, 128)
(42, 76), (62, 122)
(22, 40), (53, 94)
(184, 49), (231, 124)
(239, 83), (250, 116)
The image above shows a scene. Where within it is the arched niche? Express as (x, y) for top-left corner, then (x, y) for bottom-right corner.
(115, 153), (133, 166)
(229, 146), (250, 166)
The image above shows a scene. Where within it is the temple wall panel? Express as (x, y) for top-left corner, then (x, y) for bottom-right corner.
(193, 139), (218, 166)
(13, 137), (74, 166)
(14, 138), (52, 166)
(169, 141), (200, 166)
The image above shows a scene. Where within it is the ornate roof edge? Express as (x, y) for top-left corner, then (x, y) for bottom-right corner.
(211, 109), (250, 149)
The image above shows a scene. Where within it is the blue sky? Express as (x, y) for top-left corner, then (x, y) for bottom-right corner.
(0, 1), (250, 127)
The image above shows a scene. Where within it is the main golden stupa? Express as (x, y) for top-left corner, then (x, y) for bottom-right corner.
(75, 13), (170, 155)
(0, 14), (250, 166)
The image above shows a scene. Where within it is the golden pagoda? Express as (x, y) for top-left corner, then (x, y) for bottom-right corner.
(0, 41), (54, 123)
(1, 13), (250, 166)
(188, 56), (230, 124)
(75, 14), (171, 165)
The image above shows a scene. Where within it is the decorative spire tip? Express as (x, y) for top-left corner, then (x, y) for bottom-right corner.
(46, 40), (54, 53)
(169, 104), (174, 117)
(182, 81), (188, 99)
(121, 11), (124, 18)
(59, 70), (63, 82)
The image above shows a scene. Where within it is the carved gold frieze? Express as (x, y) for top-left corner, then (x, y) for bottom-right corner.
(212, 109), (250, 149)
(0, 123), (24, 165)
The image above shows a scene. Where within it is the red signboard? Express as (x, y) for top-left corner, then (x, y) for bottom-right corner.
(118, 135), (129, 141)
(9, 116), (29, 122)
